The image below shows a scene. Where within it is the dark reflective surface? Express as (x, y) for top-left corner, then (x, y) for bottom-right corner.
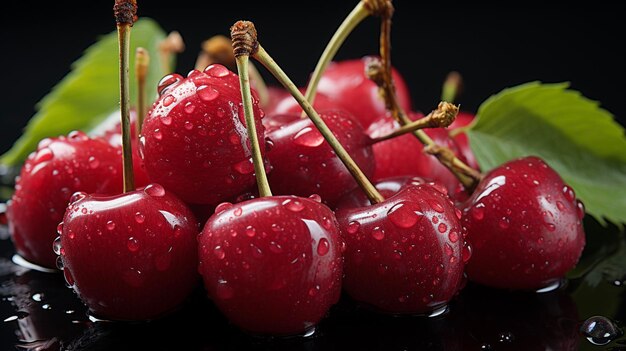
(1, 212), (625, 350)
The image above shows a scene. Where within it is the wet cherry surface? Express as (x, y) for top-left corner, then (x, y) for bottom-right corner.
(0, 195), (625, 350)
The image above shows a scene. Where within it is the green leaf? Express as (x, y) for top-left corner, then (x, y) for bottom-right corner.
(0, 18), (167, 166)
(468, 82), (626, 226)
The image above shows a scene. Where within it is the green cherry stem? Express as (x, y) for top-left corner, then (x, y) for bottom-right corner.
(135, 47), (149, 135)
(441, 71), (462, 103)
(114, 0), (136, 193)
(303, 0), (392, 111)
(231, 25), (272, 198)
(232, 20), (384, 204)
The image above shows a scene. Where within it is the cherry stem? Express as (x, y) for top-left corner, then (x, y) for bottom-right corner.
(197, 35), (270, 108)
(114, 0), (137, 193)
(441, 71), (462, 103)
(159, 31), (185, 74)
(135, 47), (149, 135)
(231, 21), (384, 204)
(371, 102), (459, 144)
(373, 12), (482, 191)
(231, 25), (272, 198)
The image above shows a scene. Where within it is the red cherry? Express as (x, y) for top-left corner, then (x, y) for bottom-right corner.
(264, 89), (336, 119)
(368, 112), (468, 196)
(262, 86), (291, 115)
(198, 195), (343, 335)
(462, 156), (585, 290)
(56, 184), (199, 320)
(448, 111), (479, 170)
(141, 65), (267, 205)
(266, 110), (375, 206)
(7, 132), (123, 268)
(315, 57), (412, 130)
(335, 184), (467, 314)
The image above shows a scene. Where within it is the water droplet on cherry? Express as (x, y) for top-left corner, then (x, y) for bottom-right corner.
(317, 238), (330, 256)
(197, 85), (220, 101)
(293, 127), (325, 147)
(371, 227), (385, 240)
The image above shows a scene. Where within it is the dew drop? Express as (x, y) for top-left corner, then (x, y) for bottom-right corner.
(68, 231), (75, 240)
(581, 316), (622, 346)
(245, 226), (256, 237)
(127, 237), (140, 252)
(576, 200), (585, 219)
(444, 243), (453, 256)
(472, 203), (485, 220)
(52, 237), (62, 255)
(233, 159), (255, 175)
(184, 121), (194, 130)
(163, 94), (176, 107)
(556, 201), (566, 211)
(214, 246), (225, 260)
(184, 101), (196, 114)
(321, 216), (332, 229)
(34, 148), (54, 164)
(308, 285), (320, 297)
(144, 184), (166, 197)
(204, 64), (230, 77)
(282, 199), (305, 212)
(371, 227), (385, 240)
(563, 185), (576, 202)
(161, 115), (172, 126)
(157, 74), (183, 96)
(69, 192), (87, 204)
(449, 231), (459, 243)
(293, 127), (325, 147)
(215, 202), (233, 214)
(387, 203), (421, 228)
(498, 217), (510, 229)
(135, 212), (145, 224)
(428, 199), (445, 213)
(546, 223), (556, 232)
(308, 194), (322, 203)
(438, 223), (448, 233)
(56, 223), (64, 235)
(317, 238), (330, 256)
(234, 207), (243, 217)
(347, 221), (360, 234)
(197, 85), (220, 101)
(106, 221), (116, 231)
(64, 268), (75, 286)
(462, 243), (473, 263)
(56, 256), (64, 270)
(269, 241), (283, 254)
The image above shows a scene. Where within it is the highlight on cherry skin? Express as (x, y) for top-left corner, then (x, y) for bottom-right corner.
(462, 156), (586, 290)
(55, 184), (199, 321)
(7, 131), (124, 269)
(335, 184), (470, 315)
(198, 195), (344, 336)
(140, 64), (267, 206)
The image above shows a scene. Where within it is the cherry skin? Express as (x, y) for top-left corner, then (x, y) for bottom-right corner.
(7, 131), (123, 268)
(263, 89), (336, 121)
(56, 184), (199, 321)
(368, 112), (468, 197)
(141, 65), (266, 205)
(462, 156), (585, 290)
(448, 111), (479, 170)
(335, 184), (469, 314)
(315, 57), (412, 130)
(266, 110), (375, 206)
(198, 195), (343, 335)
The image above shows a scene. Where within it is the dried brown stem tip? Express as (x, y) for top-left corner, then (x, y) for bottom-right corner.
(431, 101), (459, 128)
(202, 35), (236, 68)
(113, 0), (137, 25)
(159, 31), (185, 55)
(362, 0), (394, 17)
(231, 21), (258, 58)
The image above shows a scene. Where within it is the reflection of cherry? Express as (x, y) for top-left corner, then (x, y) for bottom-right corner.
(462, 157), (586, 290)
(7, 132), (123, 268)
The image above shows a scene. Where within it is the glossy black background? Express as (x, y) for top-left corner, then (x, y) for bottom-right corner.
(0, 0), (625, 154)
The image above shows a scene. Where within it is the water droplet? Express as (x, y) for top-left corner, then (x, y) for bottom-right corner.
(67, 231), (75, 240)
(581, 316), (622, 346)
(432, 216), (439, 224)
(293, 127), (325, 147)
(347, 221), (360, 234)
(576, 200), (585, 219)
(184, 121), (194, 130)
(498, 217), (510, 229)
(184, 101), (196, 114)
(387, 203), (421, 228)
(215, 202), (233, 214)
(53, 237), (62, 255)
(56, 256), (65, 269)
(64, 268), (75, 286)
(321, 217), (332, 229)
(245, 226), (256, 237)
(269, 241), (283, 253)
(106, 220), (116, 231)
(56, 223), (64, 235)
(34, 148), (53, 164)
(546, 223), (556, 232)
(214, 246), (225, 260)
(472, 203), (485, 220)
(308, 194), (322, 203)
(163, 94), (176, 107)
(308, 285), (320, 297)
(438, 223), (448, 233)
(153, 129), (163, 140)
(282, 199), (305, 212)
(250, 244), (263, 258)
(144, 184), (166, 197)
(32, 293), (44, 302)
(428, 199), (445, 213)
(449, 231), (459, 243)
(234, 207), (243, 217)
(204, 64), (230, 77)
(455, 208), (462, 220)
(371, 227), (385, 240)
(69, 192), (87, 204)
(444, 243), (453, 256)
(160, 115), (172, 125)
(233, 159), (254, 175)
(197, 85), (220, 101)
(127, 237), (139, 252)
(135, 212), (145, 224)
(216, 108), (225, 118)
(556, 201), (566, 211)
(157, 74), (183, 96)
(563, 185), (576, 202)
(462, 243), (472, 263)
(317, 238), (330, 256)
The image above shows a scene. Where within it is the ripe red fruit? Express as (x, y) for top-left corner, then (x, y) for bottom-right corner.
(264, 89), (336, 119)
(462, 156), (585, 290)
(7, 132), (123, 268)
(368, 113), (467, 196)
(448, 111), (479, 170)
(141, 65), (266, 205)
(266, 110), (375, 206)
(315, 57), (412, 130)
(335, 184), (469, 314)
(56, 184), (199, 320)
(198, 196), (343, 335)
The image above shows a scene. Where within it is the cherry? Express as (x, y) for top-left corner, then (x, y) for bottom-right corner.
(140, 64), (267, 205)
(368, 112), (468, 196)
(448, 111), (479, 170)
(266, 110), (375, 206)
(56, 185), (199, 320)
(335, 184), (468, 314)
(461, 156), (585, 290)
(197, 25), (344, 335)
(198, 195), (343, 335)
(264, 88), (336, 119)
(7, 132), (123, 268)
(314, 57), (412, 130)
